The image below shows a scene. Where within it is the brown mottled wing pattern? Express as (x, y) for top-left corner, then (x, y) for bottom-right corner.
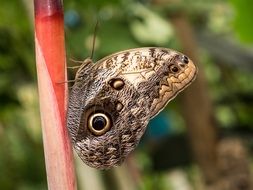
(67, 47), (197, 169)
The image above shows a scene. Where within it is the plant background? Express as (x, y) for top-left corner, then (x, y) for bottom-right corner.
(0, 0), (253, 189)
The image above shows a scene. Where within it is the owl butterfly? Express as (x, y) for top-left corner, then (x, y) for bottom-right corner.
(67, 47), (197, 169)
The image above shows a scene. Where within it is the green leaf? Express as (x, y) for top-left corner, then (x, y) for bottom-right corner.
(229, 0), (253, 43)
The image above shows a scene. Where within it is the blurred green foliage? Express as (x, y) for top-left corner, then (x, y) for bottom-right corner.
(229, 0), (253, 43)
(0, 0), (252, 189)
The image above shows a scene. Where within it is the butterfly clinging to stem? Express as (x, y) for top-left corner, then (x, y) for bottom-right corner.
(67, 46), (197, 169)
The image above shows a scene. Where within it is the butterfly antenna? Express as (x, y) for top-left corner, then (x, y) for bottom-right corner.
(90, 20), (99, 59)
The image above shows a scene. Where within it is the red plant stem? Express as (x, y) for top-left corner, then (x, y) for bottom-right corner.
(34, 0), (76, 189)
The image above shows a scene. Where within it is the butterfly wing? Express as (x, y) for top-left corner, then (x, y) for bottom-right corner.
(67, 47), (197, 169)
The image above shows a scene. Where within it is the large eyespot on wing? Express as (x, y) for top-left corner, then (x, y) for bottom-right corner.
(88, 112), (112, 136)
(76, 100), (116, 139)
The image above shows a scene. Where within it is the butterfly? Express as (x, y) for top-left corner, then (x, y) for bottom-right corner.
(67, 47), (197, 169)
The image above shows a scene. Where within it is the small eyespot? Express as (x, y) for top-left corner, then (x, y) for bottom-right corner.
(182, 55), (189, 64)
(116, 102), (124, 111)
(169, 65), (179, 73)
(108, 78), (125, 90)
(88, 113), (111, 136)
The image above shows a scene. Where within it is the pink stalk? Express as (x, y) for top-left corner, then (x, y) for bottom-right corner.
(34, 0), (76, 189)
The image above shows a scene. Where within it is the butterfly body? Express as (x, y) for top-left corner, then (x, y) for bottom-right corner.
(67, 47), (197, 169)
